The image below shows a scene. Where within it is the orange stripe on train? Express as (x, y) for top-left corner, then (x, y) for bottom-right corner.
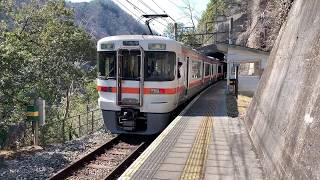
(97, 86), (185, 94)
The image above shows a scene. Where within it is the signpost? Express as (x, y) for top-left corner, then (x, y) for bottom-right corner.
(26, 97), (45, 146)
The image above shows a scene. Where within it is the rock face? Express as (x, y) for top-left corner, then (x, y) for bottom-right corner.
(245, 0), (320, 179)
(214, 0), (248, 45)
(215, 0), (293, 51)
(239, 0), (293, 51)
(68, 0), (148, 39)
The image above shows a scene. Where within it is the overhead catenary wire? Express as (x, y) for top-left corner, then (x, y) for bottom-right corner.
(137, 0), (157, 14)
(114, 0), (142, 21)
(125, 0), (167, 27)
(151, 0), (166, 13)
(137, 0), (170, 24)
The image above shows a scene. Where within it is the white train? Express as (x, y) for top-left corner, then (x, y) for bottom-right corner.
(97, 35), (224, 135)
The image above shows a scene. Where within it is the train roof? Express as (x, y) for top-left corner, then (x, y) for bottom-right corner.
(98, 35), (174, 42)
(98, 35), (221, 64)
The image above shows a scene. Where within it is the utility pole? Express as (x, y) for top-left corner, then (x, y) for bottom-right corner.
(174, 22), (178, 40)
(229, 18), (233, 44)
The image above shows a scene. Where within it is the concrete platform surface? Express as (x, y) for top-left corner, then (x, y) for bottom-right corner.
(120, 81), (264, 180)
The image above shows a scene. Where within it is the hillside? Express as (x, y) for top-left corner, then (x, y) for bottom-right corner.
(68, 0), (148, 39)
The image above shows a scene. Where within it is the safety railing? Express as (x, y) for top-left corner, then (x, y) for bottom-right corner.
(39, 109), (104, 145)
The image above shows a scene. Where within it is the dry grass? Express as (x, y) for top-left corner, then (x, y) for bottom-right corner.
(0, 150), (15, 159)
(237, 95), (252, 116)
(226, 94), (252, 117)
(0, 146), (43, 160)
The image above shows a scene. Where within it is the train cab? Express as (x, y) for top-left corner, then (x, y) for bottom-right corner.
(97, 35), (181, 134)
(97, 35), (223, 135)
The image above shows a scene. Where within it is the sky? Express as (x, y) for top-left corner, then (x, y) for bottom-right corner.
(67, 0), (210, 34)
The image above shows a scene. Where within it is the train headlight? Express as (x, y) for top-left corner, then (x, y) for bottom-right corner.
(148, 43), (166, 50)
(101, 43), (114, 50)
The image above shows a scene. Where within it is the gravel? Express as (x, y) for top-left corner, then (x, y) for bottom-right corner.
(0, 130), (115, 180)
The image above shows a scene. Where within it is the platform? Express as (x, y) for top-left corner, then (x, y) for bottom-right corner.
(119, 81), (264, 180)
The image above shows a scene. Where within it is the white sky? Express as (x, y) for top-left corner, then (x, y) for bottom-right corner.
(67, 0), (209, 34)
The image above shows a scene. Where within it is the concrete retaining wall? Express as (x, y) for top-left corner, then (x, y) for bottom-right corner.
(246, 0), (320, 179)
(238, 76), (260, 95)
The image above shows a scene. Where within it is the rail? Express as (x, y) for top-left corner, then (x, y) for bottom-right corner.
(49, 135), (122, 180)
(49, 135), (151, 180)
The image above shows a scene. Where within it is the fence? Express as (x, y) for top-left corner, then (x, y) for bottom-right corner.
(22, 109), (104, 146)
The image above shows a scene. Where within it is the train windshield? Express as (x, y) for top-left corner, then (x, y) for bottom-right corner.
(98, 51), (116, 78)
(98, 51), (175, 81)
(97, 50), (141, 80)
(120, 50), (141, 80)
(144, 51), (176, 81)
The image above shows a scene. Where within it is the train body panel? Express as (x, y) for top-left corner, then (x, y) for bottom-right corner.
(96, 35), (224, 134)
(97, 79), (179, 113)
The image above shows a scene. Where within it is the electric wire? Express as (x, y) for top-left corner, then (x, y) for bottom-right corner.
(137, 0), (170, 24)
(114, 0), (142, 21)
(125, 0), (167, 28)
(137, 0), (157, 14)
(151, 0), (166, 13)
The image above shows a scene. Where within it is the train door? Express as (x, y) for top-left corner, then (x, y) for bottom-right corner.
(185, 57), (189, 96)
(210, 64), (212, 82)
(202, 62), (205, 84)
(116, 47), (144, 107)
(177, 57), (185, 101)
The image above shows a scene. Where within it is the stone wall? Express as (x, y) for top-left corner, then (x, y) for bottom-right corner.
(245, 0), (320, 179)
(238, 0), (293, 51)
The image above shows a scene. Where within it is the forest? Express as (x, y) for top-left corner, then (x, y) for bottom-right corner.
(0, 0), (146, 149)
(0, 0), (224, 149)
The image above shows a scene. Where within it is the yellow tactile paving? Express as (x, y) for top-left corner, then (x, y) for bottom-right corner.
(180, 112), (214, 180)
(119, 90), (205, 180)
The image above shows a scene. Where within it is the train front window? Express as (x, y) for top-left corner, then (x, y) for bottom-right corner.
(120, 50), (141, 80)
(98, 51), (116, 78)
(145, 51), (176, 81)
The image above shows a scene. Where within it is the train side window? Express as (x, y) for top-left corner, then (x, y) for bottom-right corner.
(205, 63), (210, 76)
(144, 51), (176, 81)
(178, 61), (183, 78)
(191, 60), (201, 79)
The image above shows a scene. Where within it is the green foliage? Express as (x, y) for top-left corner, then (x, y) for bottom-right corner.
(163, 22), (201, 48)
(197, 0), (226, 43)
(0, 0), (97, 147)
(163, 23), (184, 40)
(163, 0), (226, 47)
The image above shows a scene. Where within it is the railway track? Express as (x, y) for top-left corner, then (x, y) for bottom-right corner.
(50, 135), (152, 180)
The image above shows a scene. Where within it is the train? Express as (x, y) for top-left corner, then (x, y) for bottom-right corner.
(96, 35), (224, 135)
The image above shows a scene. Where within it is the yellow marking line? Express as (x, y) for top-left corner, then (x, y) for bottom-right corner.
(180, 112), (213, 180)
(119, 86), (214, 180)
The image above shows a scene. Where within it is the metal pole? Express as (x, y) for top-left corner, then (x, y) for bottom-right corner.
(229, 18), (233, 44)
(86, 104), (89, 134)
(174, 23), (178, 41)
(235, 66), (239, 98)
(37, 98), (45, 126)
(78, 115), (81, 137)
(32, 120), (39, 146)
(91, 111), (94, 133)
(227, 61), (230, 92)
(28, 98), (39, 146)
(62, 118), (65, 143)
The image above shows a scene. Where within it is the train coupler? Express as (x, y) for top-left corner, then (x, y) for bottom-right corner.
(118, 109), (137, 131)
